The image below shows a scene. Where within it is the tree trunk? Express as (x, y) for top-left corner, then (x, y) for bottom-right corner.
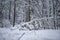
(0, 0), (3, 27)
(13, 0), (16, 27)
(9, 1), (11, 20)
(25, 0), (31, 22)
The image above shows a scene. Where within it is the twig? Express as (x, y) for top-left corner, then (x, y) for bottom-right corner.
(18, 33), (25, 40)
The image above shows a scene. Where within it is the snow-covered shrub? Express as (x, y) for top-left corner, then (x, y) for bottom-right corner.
(20, 18), (54, 30)
(11, 24), (29, 30)
(19, 19), (42, 30)
(11, 18), (55, 30)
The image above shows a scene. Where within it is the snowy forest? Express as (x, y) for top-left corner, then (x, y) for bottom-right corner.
(0, 0), (60, 30)
(0, 0), (60, 40)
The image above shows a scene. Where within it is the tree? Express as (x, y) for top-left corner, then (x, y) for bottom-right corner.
(13, 0), (16, 27)
(25, 0), (31, 22)
(0, 0), (3, 27)
(9, 1), (11, 20)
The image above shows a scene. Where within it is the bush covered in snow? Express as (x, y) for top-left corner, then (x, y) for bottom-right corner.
(11, 18), (57, 30)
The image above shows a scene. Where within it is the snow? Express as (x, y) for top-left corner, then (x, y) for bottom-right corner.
(20, 30), (60, 40)
(0, 28), (60, 40)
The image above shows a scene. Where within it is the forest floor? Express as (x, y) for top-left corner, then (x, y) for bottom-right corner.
(0, 28), (60, 40)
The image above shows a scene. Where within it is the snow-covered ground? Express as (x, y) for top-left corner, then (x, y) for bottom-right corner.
(0, 28), (60, 40)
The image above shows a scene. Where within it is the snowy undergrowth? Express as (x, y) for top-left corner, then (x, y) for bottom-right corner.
(14, 18), (59, 30)
(2, 18), (59, 30)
